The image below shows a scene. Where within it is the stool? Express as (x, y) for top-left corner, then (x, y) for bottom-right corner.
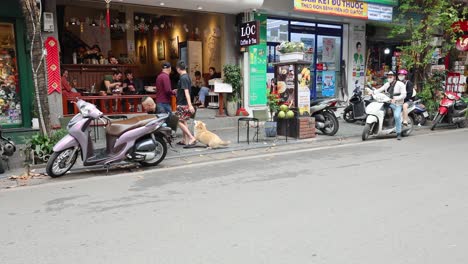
(237, 117), (259, 144)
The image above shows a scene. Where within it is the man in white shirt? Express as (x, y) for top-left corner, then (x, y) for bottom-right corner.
(374, 71), (407, 140)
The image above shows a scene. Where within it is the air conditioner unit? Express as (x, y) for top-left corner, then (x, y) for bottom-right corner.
(43, 12), (54, 32)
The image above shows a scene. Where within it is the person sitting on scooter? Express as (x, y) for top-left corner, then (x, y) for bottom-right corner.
(398, 69), (415, 126)
(374, 71), (407, 140)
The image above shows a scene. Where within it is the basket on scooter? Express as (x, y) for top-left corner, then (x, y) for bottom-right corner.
(352, 102), (366, 119)
(455, 100), (467, 110)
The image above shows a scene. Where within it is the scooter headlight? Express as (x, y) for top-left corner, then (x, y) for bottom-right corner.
(446, 93), (456, 100)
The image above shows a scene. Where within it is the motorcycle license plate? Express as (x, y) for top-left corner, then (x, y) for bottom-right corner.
(423, 112), (429, 117)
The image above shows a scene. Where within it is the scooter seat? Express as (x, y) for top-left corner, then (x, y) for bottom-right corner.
(310, 99), (327, 107)
(106, 115), (156, 137)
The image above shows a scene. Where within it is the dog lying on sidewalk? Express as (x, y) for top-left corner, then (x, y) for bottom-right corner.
(193, 120), (230, 149)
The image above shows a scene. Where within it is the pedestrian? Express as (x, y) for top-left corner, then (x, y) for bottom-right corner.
(175, 61), (197, 148)
(192, 70), (210, 108)
(141, 96), (157, 114)
(398, 69), (415, 125)
(155, 62), (175, 114)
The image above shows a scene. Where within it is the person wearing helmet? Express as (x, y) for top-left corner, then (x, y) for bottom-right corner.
(398, 69), (415, 126)
(374, 71), (407, 140)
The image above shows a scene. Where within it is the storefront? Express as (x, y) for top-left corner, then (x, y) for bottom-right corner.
(0, 0), (34, 130)
(266, 19), (344, 99)
(239, 0), (399, 114)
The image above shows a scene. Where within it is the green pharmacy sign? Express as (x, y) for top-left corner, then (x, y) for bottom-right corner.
(359, 0), (398, 6)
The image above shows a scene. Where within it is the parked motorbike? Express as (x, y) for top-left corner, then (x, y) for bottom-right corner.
(0, 126), (16, 174)
(410, 99), (429, 126)
(430, 91), (467, 130)
(343, 84), (372, 123)
(46, 99), (172, 178)
(310, 98), (339, 136)
(362, 92), (416, 141)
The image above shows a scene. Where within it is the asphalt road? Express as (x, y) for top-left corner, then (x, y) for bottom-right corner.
(1, 128), (468, 264)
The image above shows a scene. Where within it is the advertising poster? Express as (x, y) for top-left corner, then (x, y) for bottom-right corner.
(322, 38), (336, 62)
(249, 44), (267, 106)
(352, 26), (366, 92)
(322, 71), (336, 97)
(276, 64), (295, 107)
(297, 65), (311, 115)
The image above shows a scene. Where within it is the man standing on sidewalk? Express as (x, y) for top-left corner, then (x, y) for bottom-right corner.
(156, 62), (175, 114)
(175, 61), (197, 148)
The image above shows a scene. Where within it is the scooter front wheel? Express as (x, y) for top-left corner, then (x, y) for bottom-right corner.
(430, 114), (442, 131)
(343, 106), (356, 123)
(46, 148), (78, 178)
(362, 123), (371, 141)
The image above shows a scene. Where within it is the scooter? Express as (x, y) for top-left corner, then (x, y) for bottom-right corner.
(46, 99), (172, 177)
(310, 98), (339, 136)
(410, 99), (429, 126)
(343, 82), (372, 123)
(430, 91), (467, 130)
(362, 92), (416, 141)
(0, 125), (16, 174)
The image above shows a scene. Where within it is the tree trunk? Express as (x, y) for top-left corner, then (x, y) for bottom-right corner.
(20, 0), (51, 135)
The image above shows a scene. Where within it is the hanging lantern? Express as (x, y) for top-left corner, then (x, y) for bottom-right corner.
(105, 0), (111, 28)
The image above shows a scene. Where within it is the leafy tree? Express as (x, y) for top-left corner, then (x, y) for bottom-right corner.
(391, 0), (467, 114)
(392, 0), (467, 84)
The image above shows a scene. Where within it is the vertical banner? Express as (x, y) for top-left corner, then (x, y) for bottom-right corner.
(249, 13), (267, 106)
(45, 37), (61, 94)
(351, 25), (366, 92)
(249, 44), (267, 105)
(297, 64), (311, 115)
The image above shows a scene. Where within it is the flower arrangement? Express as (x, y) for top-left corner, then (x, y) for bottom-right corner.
(266, 91), (280, 121)
(276, 41), (305, 54)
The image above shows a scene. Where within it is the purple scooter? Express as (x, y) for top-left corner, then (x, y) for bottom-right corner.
(46, 99), (172, 177)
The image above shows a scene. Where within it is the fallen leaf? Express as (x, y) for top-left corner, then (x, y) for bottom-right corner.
(8, 175), (19, 180)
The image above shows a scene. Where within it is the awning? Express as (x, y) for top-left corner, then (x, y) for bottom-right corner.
(120, 0), (264, 14)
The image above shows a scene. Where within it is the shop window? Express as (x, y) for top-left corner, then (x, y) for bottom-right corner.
(267, 19), (288, 43)
(0, 23), (21, 125)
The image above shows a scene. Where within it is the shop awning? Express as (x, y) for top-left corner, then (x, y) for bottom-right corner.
(121, 0), (264, 14)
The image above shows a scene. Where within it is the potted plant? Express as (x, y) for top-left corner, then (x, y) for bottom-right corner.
(276, 41), (305, 61)
(265, 91), (280, 137)
(223, 64), (242, 116)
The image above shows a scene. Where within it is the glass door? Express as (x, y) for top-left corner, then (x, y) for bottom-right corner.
(316, 35), (341, 98)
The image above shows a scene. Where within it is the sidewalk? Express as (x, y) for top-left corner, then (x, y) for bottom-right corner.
(0, 108), (432, 188)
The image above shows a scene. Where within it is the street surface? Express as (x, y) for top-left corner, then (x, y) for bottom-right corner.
(1, 128), (468, 264)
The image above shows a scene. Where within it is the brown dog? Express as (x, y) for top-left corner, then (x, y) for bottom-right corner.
(193, 120), (230, 148)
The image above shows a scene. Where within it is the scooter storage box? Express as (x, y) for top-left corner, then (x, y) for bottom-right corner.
(454, 100), (467, 110)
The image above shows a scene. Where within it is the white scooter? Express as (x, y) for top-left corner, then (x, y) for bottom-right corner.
(362, 91), (415, 141)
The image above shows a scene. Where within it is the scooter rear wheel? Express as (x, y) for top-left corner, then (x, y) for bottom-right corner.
(46, 148), (78, 178)
(140, 136), (167, 167)
(320, 111), (339, 136)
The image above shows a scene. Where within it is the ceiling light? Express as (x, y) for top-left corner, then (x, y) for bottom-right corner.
(197, 5), (203, 10)
(160, 2), (165, 6)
